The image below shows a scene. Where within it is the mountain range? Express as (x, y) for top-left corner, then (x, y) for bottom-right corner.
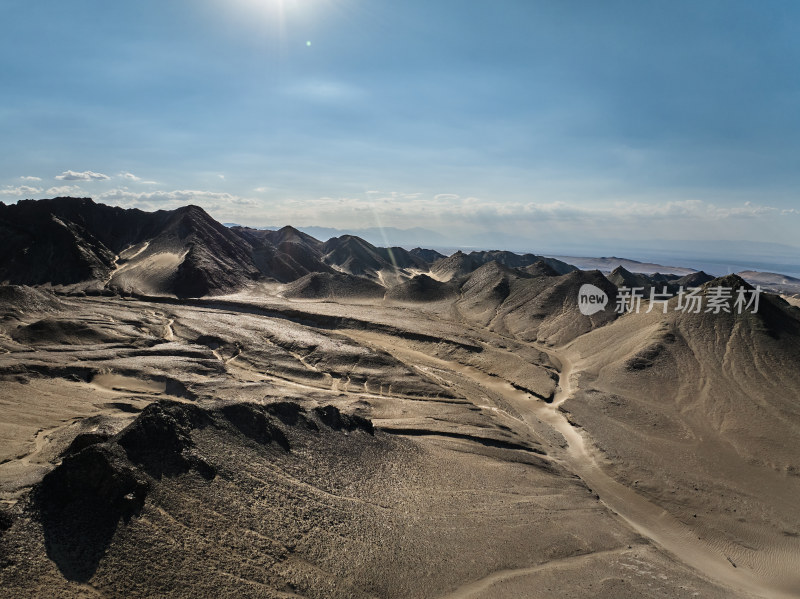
(3, 197), (800, 597)
(5, 198), (795, 302)
(0, 198), (577, 299)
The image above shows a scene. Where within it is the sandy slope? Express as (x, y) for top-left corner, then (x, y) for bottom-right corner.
(344, 329), (794, 598)
(554, 292), (800, 596)
(1, 286), (797, 597)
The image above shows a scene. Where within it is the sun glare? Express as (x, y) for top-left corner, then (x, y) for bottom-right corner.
(217, 0), (330, 41)
(234, 0), (315, 20)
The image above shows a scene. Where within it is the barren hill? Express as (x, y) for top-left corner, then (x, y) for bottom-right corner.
(0, 198), (260, 297)
(233, 225), (335, 283)
(458, 264), (619, 344)
(561, 275), (800, 592)
(282, 272), (386, 300)
(431, 250), (575, 282)
(384, 273), (457, 303)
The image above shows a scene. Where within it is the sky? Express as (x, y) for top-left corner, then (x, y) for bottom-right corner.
(1, 0), (800, 256)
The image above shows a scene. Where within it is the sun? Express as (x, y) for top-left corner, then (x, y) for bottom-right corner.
(235, 0), (308, 18)
(211, 0), (334, 45)
(221, 0), (327, 33)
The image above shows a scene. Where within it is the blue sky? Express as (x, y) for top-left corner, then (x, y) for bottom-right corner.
(2, 0), (799, 252)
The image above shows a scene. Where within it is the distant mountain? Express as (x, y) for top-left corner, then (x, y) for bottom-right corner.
(430, 250), (576, 281)
(232, 225), (335, 283)
(456, 262), (618, 344)
(110, 204), (260, 297)
(674, 270), (714, 288)
(606, 265), (667, 291)
(235, 225), (445, 247)
(523, 260), (561, 277)
(0, 199), (443, 297)
(409, 248), (446, 263)
(737, 270), (800, 296)
(0, 198), (260, 297)
(551, 255), (695, 276)
(13, 198), (786, 308)
(320, 235), (428, 286)
(429, 251), (481, 281)
(468, 251), (576, 274)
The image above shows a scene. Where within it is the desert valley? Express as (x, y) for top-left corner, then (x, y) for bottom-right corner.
(0, 197), (797, 598)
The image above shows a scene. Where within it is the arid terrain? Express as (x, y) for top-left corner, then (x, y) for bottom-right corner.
(1, 198), (799, 598)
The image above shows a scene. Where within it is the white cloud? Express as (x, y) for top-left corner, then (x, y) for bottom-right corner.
(56, 170), (110, 181)
(0, 185), (42, 196)
(25, 183), (786, 248)
(46, 185), (82, 196)
(99, 188), (238, 202)
(20, 176), (41, 181)
(233, 191), (796, 232)
(118, 172), (157, 184)
(97, 189), (256, 213)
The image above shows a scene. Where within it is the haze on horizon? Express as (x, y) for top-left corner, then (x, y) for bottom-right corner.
(2, 0), (799, 256)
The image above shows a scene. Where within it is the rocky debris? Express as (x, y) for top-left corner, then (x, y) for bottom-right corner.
(35, 443), (150, 581)
(313, 405), (375, 435)
(116, 401), (215, 479)
(0, 508), (12, 533)
(29, 398), (377, 582)
(220, 403), (290, 450)
(265, 401), (319, 429)
(62, 431), (112, 457)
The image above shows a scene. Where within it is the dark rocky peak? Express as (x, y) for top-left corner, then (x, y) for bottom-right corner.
(374, 246), (429, 270)
(676, 270), (715, 287)
(524, 260), (560, 277)
(409, 247), (446, 263)
(270, 225), (322, 248)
